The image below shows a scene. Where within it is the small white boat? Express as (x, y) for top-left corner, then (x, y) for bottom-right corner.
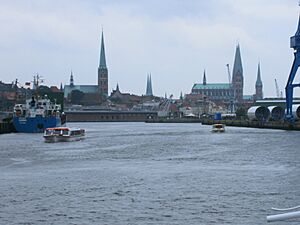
(43, 127), (85, 142)
(211, 123), (225, 132)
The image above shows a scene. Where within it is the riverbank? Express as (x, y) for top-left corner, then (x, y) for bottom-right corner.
(145, 117), (300, 130)
(145, 118), (202, 123)
(201, 119), (300, 131)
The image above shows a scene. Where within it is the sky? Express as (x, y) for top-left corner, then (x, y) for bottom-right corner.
(0, 0), (299, 98)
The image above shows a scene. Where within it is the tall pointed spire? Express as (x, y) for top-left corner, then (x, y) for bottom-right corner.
(98, 29), (108, 97)
(99, 29), (107, 69)
(203, 70), (207, 85)
(232, 44), (243, 78)
(70, 70), (74, 87)
(145, 74), (153, 96)
(256, 62), (262, 86)
(149, 74), (153, 95)
(255, 62), (263, 100)
(231, 44), (244, 102)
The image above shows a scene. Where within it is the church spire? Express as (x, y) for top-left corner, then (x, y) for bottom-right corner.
(255, 62), (263, 100)
(232, 44), (243, 79)
(256, 62), (262, 86)
(70, 70), (74, 87)
(203, 70), (207, 85)
(98, 29), (108, 97)
(99, 29), (107, 69)
(180, 91), (183, 100)
(231, 44), (244, 102)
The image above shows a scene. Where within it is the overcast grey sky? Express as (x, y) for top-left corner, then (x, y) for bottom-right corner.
(0, 0), (299, 98)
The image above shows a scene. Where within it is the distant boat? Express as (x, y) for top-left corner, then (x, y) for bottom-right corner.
(43, 127), (85, 143)
(212, 123), (225, 132)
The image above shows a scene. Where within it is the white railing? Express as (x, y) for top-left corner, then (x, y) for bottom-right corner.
(267, 205), (300, 222)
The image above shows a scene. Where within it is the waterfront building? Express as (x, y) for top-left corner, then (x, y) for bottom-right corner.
(189, 44), (264, 108)
(64, 71), (100, 105)
(0, 81), (27, 111)
(190, 70), (234, 102)
(109, 83), (160, 110)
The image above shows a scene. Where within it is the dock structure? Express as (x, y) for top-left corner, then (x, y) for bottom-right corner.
(65, 110), (158, 122)
(0, 122), (15, 134)
(201, 119), (300, 131)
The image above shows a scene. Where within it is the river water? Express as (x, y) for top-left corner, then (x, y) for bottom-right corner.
(0, 122), (299, 225)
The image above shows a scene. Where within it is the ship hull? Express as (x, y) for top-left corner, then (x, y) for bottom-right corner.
(13, 116), (61, 133)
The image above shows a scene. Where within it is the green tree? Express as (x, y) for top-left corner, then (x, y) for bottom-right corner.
(236, 107), (247, 119)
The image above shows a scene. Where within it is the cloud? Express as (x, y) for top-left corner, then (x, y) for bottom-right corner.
(0, 0), (299, 97)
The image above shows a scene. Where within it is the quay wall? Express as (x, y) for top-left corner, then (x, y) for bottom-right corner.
(0, 122), (15, 134)
(201, 119), (300, 131)
(146, 118), (202, 123)
(65, 110), (158, 122)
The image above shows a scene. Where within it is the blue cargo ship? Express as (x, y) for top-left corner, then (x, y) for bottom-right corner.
(13, 96), (65, 133)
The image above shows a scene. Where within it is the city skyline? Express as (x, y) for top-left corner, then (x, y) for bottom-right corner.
(0, 0), (299, 98)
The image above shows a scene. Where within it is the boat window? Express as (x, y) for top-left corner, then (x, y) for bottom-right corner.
(53, 130), (61, 135)
(62, 130), (68, 135)
(45, 130), (53, 135)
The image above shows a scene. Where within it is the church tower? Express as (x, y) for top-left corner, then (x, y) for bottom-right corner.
(145, 74), (153, 96)
(231, 44), (244, 103)
(255, 62), (263, 100)
(98, 30), (108, 97)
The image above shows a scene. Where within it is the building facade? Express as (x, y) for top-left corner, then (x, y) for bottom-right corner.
(190, 44), (245, 104)
(191, 70), (234, 102)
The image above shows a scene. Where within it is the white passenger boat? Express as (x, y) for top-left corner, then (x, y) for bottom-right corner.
(43, 127), (85, 142)
(211, 123), (225, 132)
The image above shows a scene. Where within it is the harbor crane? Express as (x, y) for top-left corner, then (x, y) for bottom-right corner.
(226, 64), (231, 83)
(285, 14), (300, 122)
